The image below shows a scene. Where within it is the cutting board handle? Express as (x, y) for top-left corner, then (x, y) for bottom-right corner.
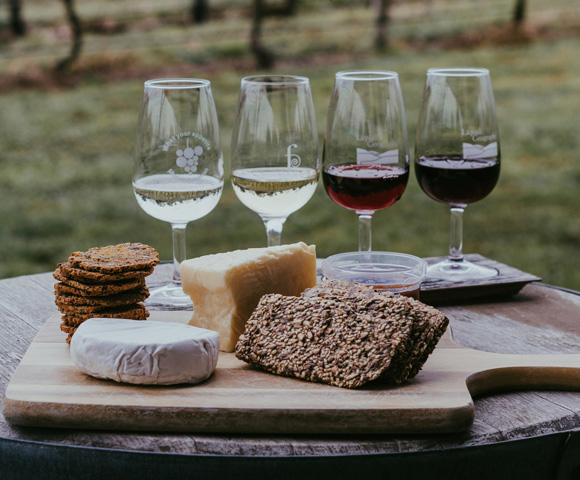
(464, 351), (580, 397)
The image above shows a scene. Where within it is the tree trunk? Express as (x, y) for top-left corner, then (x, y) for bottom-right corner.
(513, 0), (526, 28)
(262, 0), (299, 16)
(191, 0), (209, 24)
(55, 0), (83, 72)
(374, 0), (392, 51)
(283, 0), (298, 16)
(8, 0), (26, 36)
(250, 0), (275, 69)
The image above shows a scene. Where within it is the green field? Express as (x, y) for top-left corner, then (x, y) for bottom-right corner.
(0, 0), (579, 291)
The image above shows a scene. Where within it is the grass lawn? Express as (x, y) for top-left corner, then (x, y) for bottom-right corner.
(0, 0), (579, 291)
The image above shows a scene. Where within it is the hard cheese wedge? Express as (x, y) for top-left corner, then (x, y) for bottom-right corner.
(180, 242), (317, 352)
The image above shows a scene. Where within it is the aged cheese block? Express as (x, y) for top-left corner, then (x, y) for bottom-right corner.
(70, 318), (220, 385)
(180, 242), (317, 352)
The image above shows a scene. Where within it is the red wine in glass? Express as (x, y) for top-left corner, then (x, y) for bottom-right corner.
(323, 164), (409, 212)
(415, 67), (501, 280)
(323, 70), (409, 251)
(415, 156), (500, 206)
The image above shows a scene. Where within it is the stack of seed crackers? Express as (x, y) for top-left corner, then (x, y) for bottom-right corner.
(53, 243), (160, 343)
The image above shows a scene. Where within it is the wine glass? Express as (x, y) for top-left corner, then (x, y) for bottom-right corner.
(133, 78), (224, 308)
(230, 75), (319, 246)
(322, 71), (410, 251)
(415, 67), (500, 281)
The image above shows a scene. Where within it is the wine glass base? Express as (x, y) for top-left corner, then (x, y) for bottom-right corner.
(145, 283), (193, 310)
(426, 258), (499, 282)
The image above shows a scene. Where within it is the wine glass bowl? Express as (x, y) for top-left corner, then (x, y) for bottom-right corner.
(322, 71), (410, 252)
(230, 75), (319, 247)
(415, 68), (500, 281)
(133, 78), (224, 308)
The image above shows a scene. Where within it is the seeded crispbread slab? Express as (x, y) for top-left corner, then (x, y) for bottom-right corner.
(55, 287), (149, 308)
(53, 271), (145, 296)
(235, 291), (415, 389)
(303, 279), (448, 384)
(68, 243), (160, 274)
(302, 279), (377, 300)
(57, 262), (154, 284)
(380, 299), (448, 384)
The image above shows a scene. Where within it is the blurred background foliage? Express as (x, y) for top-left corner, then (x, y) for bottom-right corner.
(0, 0), (579, 290)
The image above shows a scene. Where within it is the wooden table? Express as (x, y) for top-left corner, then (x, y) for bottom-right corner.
(1, 264), (580, 479)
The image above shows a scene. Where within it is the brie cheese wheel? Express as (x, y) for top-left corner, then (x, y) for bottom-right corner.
(180, 242), (317, 352)
(70, 318), (219, 385)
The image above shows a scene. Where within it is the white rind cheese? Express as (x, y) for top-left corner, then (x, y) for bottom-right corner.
(70, 318), (220, 385)
(180, 242), (317, 352)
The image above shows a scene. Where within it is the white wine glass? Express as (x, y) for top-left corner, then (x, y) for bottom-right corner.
(415, 68), (500, 281)
(133, 78), (224, 308)
(322, 71), (410, 252)
(230, 75), (319, 246)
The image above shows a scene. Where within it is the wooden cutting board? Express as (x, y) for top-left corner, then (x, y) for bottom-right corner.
(4, 312), (580, 435)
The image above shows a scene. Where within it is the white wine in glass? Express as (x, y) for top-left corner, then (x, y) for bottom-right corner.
(230, 75), (319, 246)
(133, 78), (224, 308)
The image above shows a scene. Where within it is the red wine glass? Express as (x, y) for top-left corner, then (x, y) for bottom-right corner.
(415, 67), (501, 280)
(322, 71), (409, 251)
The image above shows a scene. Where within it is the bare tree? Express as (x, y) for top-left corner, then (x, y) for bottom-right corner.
(249, 0), (300, 69)
(250, 0), (276, 69)
(191, 0), (210, 24)
(373, 0), (392, 50)
(55, 0), (83, 72)
(279, 0), (298, 16)
(8, 0), (26, 36)
(513, 0), (526, 28)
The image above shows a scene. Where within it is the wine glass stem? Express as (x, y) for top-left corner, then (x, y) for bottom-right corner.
(448, 206), (464, 263)
(357, 212), (373, 252)
(262, 217), (287, 247)
(171, 223), (188, 285)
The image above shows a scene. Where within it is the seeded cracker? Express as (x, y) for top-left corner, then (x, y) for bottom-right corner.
(55, 287), (149, 308)
(57, 262), (154, 284)
(53, 271), (145, 296)
(302, 279), (377, 300)
(54, 280), (143, 298)
(235, 280), (448, 388)
(302, 279), (448, 384)
(235, 292), (414, 388)
(68, 243), (160, 274)
(380, 299), (448, 384)
(62, 304), (149, 328)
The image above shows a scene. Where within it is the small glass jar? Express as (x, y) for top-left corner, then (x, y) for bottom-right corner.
(321, 252), (427, 299)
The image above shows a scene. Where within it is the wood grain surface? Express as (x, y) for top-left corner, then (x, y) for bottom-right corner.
(4, 308), (580, 435)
